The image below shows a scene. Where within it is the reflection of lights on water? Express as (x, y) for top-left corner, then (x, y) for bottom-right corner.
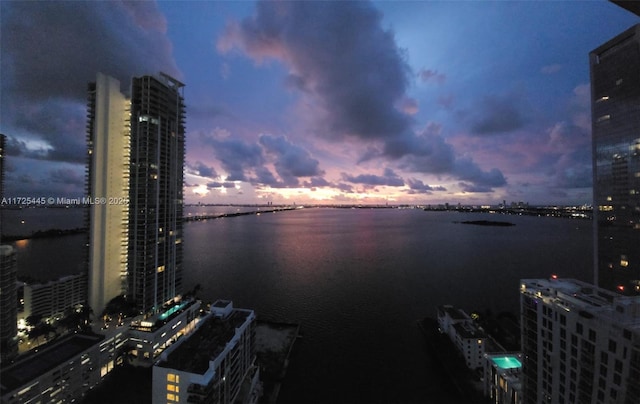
(14, 239), (29, 248)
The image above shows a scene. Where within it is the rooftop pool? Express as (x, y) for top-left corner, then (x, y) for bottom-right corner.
(491, 356), (522, 369)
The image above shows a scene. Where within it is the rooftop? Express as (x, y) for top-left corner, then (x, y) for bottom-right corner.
(0, 333), (104, 394)
(453, 321), (486, 340)
(438, 305), (469, 321)
(157, 309), (252, 374)
(129, 299), (197, 333)
(521, 278), (640, 330)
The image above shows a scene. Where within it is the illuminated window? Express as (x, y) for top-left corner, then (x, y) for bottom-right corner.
(621, 256), (629, 268)
(597, 114), (611, 123)
(167, 374), (175, 382)
(167, 385), (179, 393)
(167, 393), (175, 401)
(158, 265), (165, 273)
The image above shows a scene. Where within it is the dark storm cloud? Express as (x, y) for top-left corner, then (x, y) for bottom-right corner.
(2, 1), (179, 102)
(470, 93), (527, 135)
(252, 166), (287, 188)
(218, 1), (508, 193)
(10, 101), (88, 163)
(218, 0), (412, 141)
(1, 1), (180, 165)
(453, 157), (507, 189)
(259, 134), (323, 186)
(49, 167), (85, 187)
(406, 178), (446, 194)
(302, 177), (331, 188)
(335, 183), (355, 193)
(202, 135), (265, 182)
(206, 181), (235, 189)
(187, 161), (218, 178)
(342, 168), (404, 187)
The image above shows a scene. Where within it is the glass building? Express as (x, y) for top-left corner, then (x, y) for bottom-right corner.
(128, 74), (186, 314)
(590, 24), (640, 296)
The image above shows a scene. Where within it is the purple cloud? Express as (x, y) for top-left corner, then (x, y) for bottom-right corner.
(187, 161), (218, 178)
(342, 168), (404, 187)
(406, 178), (446, 194)
(202, 134), (265, 182)
(259, 134), (324, 186)
(218, 0), (412, 142)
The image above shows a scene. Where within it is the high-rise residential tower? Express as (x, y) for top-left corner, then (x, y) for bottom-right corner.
(128, 73), (185, 314)
(87, 74), (131, 316)
(590, 23), (640, 295)
(520, 278), (640, 404)
(87, 73), (185, 316)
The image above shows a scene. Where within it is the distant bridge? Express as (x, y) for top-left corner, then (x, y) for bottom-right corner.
(183, 207), (298, 222)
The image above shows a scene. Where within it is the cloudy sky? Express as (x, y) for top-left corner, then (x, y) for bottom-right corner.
(1, 1), (638, 205)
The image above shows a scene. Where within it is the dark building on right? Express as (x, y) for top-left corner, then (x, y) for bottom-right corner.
(590, 23), (640, 296)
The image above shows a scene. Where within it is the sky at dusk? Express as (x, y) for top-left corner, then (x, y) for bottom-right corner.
(1, 1), (639, 206)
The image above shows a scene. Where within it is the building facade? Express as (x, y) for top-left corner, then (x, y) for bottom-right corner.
(437, 305), (487, 370)
(590, 23), (640, 295)
(128, 73), (185, 314)
(0, 245), (18, 362)
(87, 73), (131, 317)
(483, 353), (523, 404)
(152, 300), (260, 404)
(520, 278), (640, 404)
(86, 72), (185, 315)
(0, 333), (105, 404)
(127, 298), (200, 367)
(23, 273), (86, 319)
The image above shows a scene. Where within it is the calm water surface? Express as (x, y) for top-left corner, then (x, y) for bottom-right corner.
(182, 208), (592, 403)
(7, 207), (593, 403)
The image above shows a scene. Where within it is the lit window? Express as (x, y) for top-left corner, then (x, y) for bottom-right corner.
(621, 256), (629, 268)
(597, 114), (611, 123)
(167, 393), (175, 401)
(167, 374), (175, 382)
(158, 265), (165, 273)
(167, 384), (176, 392)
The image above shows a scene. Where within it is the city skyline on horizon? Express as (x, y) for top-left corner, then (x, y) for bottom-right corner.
(1, 1), (639, 206)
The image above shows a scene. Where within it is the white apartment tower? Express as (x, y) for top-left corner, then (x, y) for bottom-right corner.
(520, 278), (640, 404)
(86, 73), (131, 316)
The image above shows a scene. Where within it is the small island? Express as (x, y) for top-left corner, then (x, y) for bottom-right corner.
(458, 220), (515, 227)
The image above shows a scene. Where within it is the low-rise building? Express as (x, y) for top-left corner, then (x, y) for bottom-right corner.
(127, 298), (201, 367)
(152, 300), (260, 404)
(0, 333), (104, 403)
(437, 305), (487, 370)
(453, 321), (487, 370)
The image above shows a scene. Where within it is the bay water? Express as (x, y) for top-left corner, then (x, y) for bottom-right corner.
(6, 207), (592, 403)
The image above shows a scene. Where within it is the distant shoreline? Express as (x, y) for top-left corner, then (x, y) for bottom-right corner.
(1, 228), (87, 242)
(457, 220), (515, 227)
